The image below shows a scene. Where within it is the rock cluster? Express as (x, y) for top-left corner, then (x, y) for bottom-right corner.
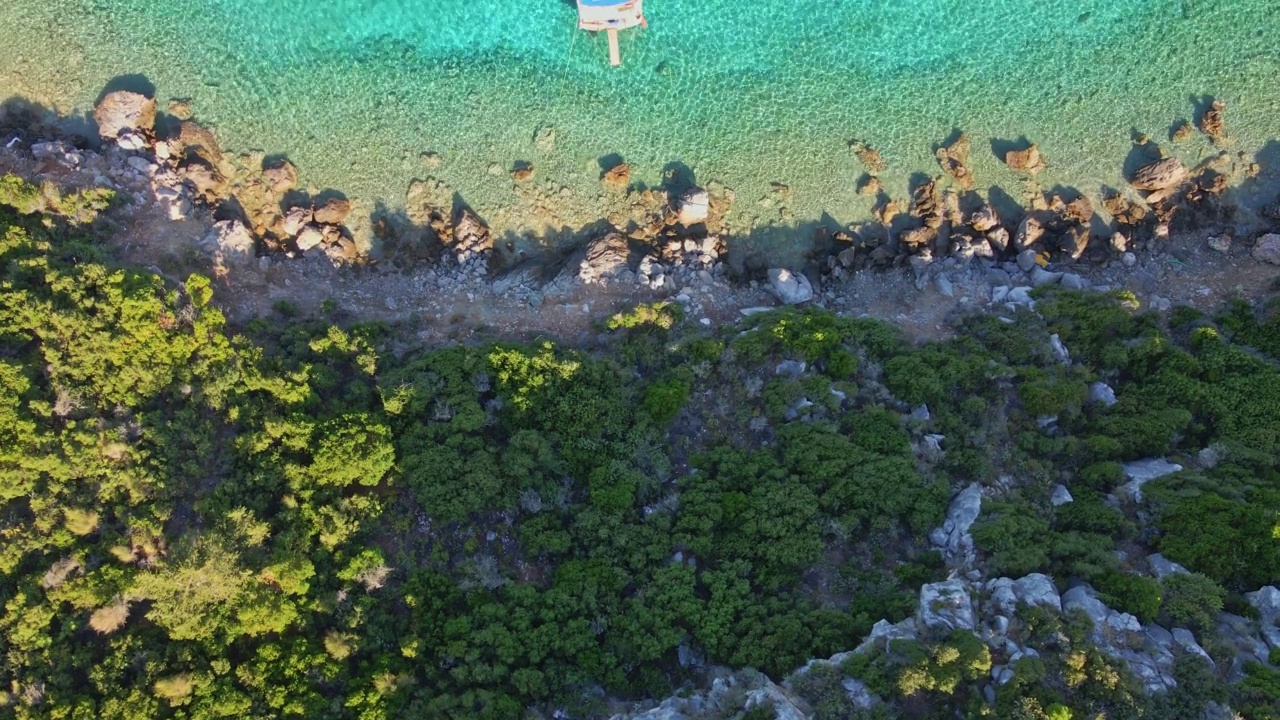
(929, 483), (983, 567)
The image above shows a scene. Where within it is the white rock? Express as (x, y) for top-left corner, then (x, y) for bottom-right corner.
(296, 225), (325, 251)
(919, 579), (975, 632)
(1088, 382), (1117, 407)
(165, 197), (192, 221)
(1015, 573), (1063, 612)
(1146, 553), (1189, 580)
(1246, 586), (1280, 649)
(1252, 233), (1280, 265)
(198, 220), (256, 268)
(766, 268), (814, 305)
(116, 129), (148, 151)
(126, 155), (156, 175)
(929, 483), (983, 565)
(1061, 272), (1088, 290)
(1172, 628), (1214, 665)
(676, 187), (710, 226)
(1016, 249), (1038, 273)
(841, 678), (877, 710)
(1118, 458), (1183, 502)
(1032, 267), (1063, 287)
(1049, 333), (1070, 364)
(775, 360), (807, 377)
(1050, 484), (1074, 506)
(283, 206), (314, 237)
(934, 273), (955, 297)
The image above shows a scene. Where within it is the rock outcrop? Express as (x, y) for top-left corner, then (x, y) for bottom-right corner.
(199, 220), (256, 268)
(929, 483), (982, 566)
(94, 91), (156, 145)
(676, 187), (710, 226)
(1253, 233), (1280, 265)
(919, 579), (976, 633)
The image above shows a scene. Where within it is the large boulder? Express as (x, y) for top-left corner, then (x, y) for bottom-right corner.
(547, 232), (635, 291)
(1130, 158), (1189, 192)
(988, 574), (1061, 615)
(199, 220), (256, 268)
(1253, 234), (1280, 265)
(919, 579), (976, 633)
(767, 268), (814, 305)
(313, 196), (353, 225)
(1118, 458), (1182, 502)
(1146, 553), (1189, 580)
(1245, 586), (1280, 649)
(94, 91), (156, 143)
(578, 232), (632, 285)
(452, 208), (492, 266)
(676, 187), (710, 226)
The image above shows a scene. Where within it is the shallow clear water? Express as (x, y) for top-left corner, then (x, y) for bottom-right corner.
(2, 0), (1279, 244)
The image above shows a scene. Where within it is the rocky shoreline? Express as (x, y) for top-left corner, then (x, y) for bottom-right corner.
(3, 89), (1280, 347)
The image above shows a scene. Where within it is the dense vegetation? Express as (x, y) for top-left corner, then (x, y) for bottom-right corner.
(1, 182), (1279, 719)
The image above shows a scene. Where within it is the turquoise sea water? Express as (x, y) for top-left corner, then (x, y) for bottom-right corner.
(2, 0), (1279, 242)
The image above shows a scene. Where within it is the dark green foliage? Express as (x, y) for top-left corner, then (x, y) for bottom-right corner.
(1093, 571), (1162, 624)
(972, 503), (1051, 576)
(1217, 296), (1280, 360)
(1155, 492), (1280, 590)
(643, 376), (690, 424)
(5, 197), (1280, 720)
(1160, 572), (1226, 632)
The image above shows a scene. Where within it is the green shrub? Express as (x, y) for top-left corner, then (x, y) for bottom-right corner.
(643, 377), (690, 424)
(0, 174), (44, 214)
(973, 503), (1051, 576)
(606, 301), (683, 331)
(1160, 572), (1226, 631)
(1094, 571), (1162, 624)
(1077, 462), (1124, 493)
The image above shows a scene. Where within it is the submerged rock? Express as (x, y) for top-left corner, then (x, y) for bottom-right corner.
(1005, 144), (1047, 174)
(313, 196), (353, 225)
(1199, 99), (1227, 144)
(602, 162), (631, 189)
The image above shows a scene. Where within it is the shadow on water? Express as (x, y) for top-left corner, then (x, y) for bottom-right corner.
(1189, 94), (1216, 130)
(1122, 128), (1163, 180)
(659, 161), (695, 195)
(597, 153), (624, 174)
(986, 185), (1026, 224)
(1225, 139), (1280, 221)
(0, 97), (97, 145)
(95, 74), (157, 106)
(990, 136), (1034, 163)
